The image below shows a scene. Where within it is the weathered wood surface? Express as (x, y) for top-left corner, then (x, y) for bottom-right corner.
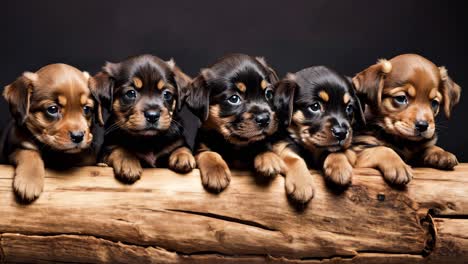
(0, 164), (467, 263)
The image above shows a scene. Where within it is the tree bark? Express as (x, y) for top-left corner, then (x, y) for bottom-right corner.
(0, 164), (467, 263)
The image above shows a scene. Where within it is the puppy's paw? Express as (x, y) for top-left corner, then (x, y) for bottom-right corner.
(197, 152), (231, 193)
(107, 148), (142, 184)
(169, 148), (196, 173)
(254, 152), (286, 178)
(13, 168), (45, 202)
(381, 160), (413, 185)
(323, 153), (353, 186)
(424, 149), (458, 170)
(285, 171), (315, 204)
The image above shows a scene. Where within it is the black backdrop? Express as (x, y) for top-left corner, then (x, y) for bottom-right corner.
(1, 0), (467, 160)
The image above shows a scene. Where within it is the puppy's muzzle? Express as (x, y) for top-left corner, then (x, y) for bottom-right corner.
(69, 131), (85, 144)
(415, 120), (429, 133)
(144, 110), (160, 124)
(255, 112), (271, 128)
(331, 125), (348, 142)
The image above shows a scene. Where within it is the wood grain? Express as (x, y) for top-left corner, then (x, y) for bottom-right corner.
(0, 164), (467, 263)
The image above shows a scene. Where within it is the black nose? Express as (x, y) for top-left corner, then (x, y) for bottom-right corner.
(255, 112), (271, 127)
(415, 121), (429, 132)
(331, 126), (348, 141)
(70, 131), (84, 143)
(144, 110), (160, 124)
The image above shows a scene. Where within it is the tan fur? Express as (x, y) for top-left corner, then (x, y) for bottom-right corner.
(323, 151), (354, 186)
(254, 151), (286, 177)
(105, 147), (142, 183)
(343, 93), (351, 104)
(235, 82), (247, 93)
(196, 151), (231, 192)
(133, 77), (143, 89)
(10, 149), (45, 201)
(157, 79), (165, 90)
(168, 147), (196, 173)
(319, 90), (329, 102)
(260, 79), (268, 90)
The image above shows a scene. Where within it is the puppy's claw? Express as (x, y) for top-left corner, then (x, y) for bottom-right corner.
(424, 149), (458, 170)
(169, 149), (196, 173)
(381, 162), (413, 185)
(197, 152), (231, 193)
(323, 154), (353, 186)
(13, 170), (44, 202)
(285, 172), (315, 204)
(254, 152), (286, 178)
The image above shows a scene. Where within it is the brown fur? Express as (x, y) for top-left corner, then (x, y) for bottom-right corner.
(196, 151), (231, 193)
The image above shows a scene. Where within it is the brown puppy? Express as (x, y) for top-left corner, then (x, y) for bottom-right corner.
(352, 54), (461, 184)
(2, 64), (98, 201)
(91, 54), (195, 183)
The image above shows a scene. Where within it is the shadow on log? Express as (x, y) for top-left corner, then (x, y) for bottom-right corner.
(0, 164), (467, 263)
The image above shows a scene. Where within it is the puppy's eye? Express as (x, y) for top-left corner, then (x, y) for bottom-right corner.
(83, 106), (92, 116)
(308, 102), (321, 113)
(393, 95), (408, 105)
(125, 89), (137, 99)
(46, 105), (59, 116)
(346, 104), (354, 115)
(431, 99), (440, 111)
(265, 88), (273, 101)
(227, 95), (242, 105)
(163, 90), (173, 101)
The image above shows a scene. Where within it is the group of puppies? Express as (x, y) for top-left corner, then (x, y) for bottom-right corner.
(0, 53), (461, 204)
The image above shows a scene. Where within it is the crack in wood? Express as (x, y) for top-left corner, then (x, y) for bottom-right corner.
(165, 208), (278, 232)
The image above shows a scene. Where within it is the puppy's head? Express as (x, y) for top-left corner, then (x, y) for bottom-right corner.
(275, 66), (365, 152)
(353, 54), (461, 140)
(90, 54), (191, 136)
(3, 64), (96, 153)
(186, 54), (279, 145)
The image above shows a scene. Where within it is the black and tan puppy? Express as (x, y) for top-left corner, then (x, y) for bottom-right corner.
(272, 66), (365, 203)
(2, 64), (98, 201)
(352, 54), (461, 184)
(186, 54), (281, 192)
(90, 54), (195, 183)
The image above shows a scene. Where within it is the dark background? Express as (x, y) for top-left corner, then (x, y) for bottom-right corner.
(1, 0), (466, 160)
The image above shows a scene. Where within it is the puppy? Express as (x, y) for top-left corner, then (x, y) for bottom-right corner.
(185, 54), (281, 192)
(272, 66), (365, 203)
(90, 54), (195, 183)
(352, 54), (461, 184)
(2, 64), (98, 201)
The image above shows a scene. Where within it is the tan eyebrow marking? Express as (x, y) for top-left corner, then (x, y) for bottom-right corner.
(429, 88), (441, 100)
(157, 80), (165, 90)
(343, 93), (351, 104)
(408, 86), (416, 97)
(132, 77), (143, 89)
(58, 95), (67, 106)
(235, 82), (247, 93)
(319, 90), (329, 102)
(80, 94), (88, 105)
(260, 79), (268, 90)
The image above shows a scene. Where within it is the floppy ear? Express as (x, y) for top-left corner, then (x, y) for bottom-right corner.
(3, 72), (37, 125)
(185, 68), (213, 121)
(352, 59), (392, 107)
(89, 62), (120, 126)
(166, 59), (192, 111)
(346, 76), (366, 127)
(256, 57), (279, 83)
(439, 66), (461, 118)
(274, 73), (298, 127)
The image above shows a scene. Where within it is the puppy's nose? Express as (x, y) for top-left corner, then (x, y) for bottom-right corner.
(255, 113), (271, 127)
(331, 126), (348, 141)
(144, 110), (160, 124)
(70, 131), (85, 143)
(415, 121), (429, 132)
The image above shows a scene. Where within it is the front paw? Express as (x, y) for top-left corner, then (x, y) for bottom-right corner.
(13, 169), (44, 202)
(323, 154), (353, 186)
(285, 171), (315, 204)
(254, 152), (286, 178)
(113, 158), (142, 184)
(169, 149), (196, 173)
(424, 149), (458, 170)
(381, 160), (413, 185)
(198, 152), (231, 193)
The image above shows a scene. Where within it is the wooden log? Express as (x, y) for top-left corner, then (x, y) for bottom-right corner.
(0, 164), (467, 263)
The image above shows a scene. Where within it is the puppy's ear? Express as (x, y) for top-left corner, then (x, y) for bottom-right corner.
(274, 73), (297, 127)
(166, 59), (192, 111)
(346, 76), (366, 127)
(185, 69), (213, 121)
(89, 62), (120, 126)
(256, 57), (279, 83)
(3, 72), (37, 124)
(439, 66), (461, 118)
(352, 59), (392, 107)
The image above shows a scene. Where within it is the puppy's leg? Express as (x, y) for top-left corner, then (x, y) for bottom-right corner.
(422, 145), (458, 170)
(10, 149), (45, 202)
(323, 150), (355, 186)
(169, 146), (196, 173)
(274, 144), (314, 203)
(254, 151), (286, 178)
(355, 146), (412, 185)
(105, 147), (142, 184)
(196, 151), (231, 193)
